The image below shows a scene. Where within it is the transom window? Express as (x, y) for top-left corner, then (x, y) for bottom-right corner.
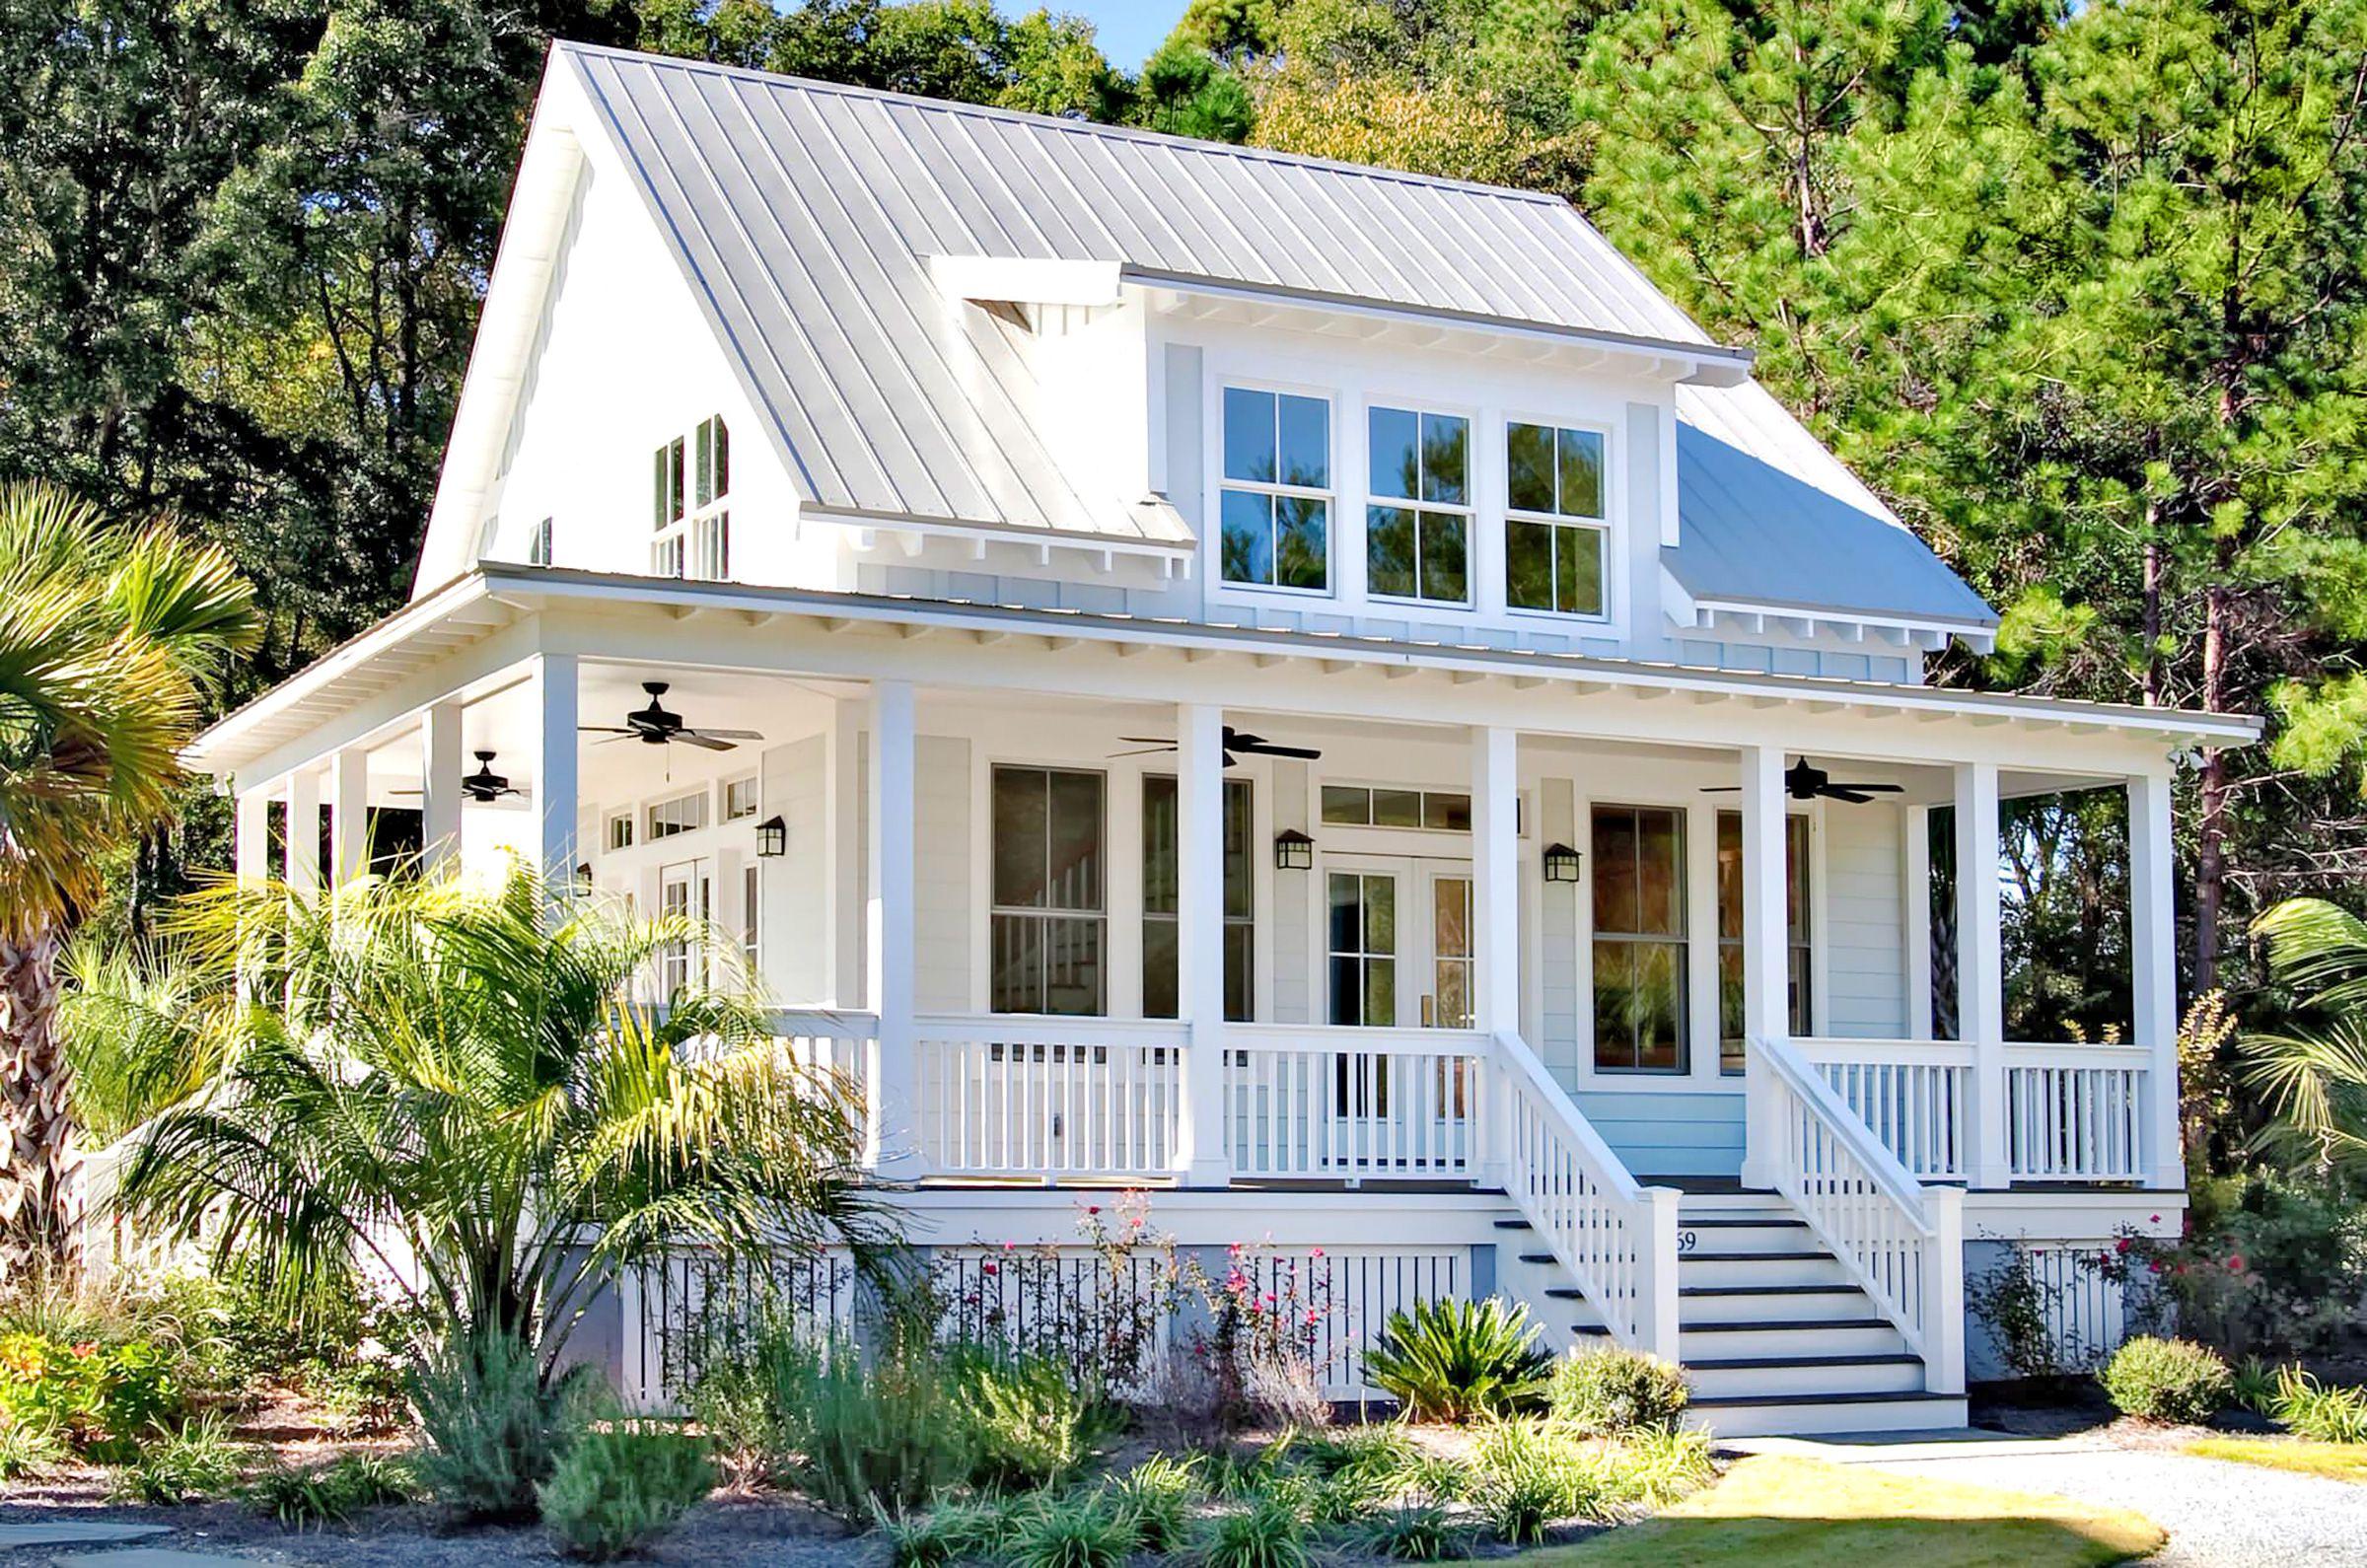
(1321, 785), (1472, 832)
(647, 791), (708, 841)
(1506, 422), (1608, 617)
(1367, 406), (1470, 605)
(723, 776), (759, 821)
(1592, 804), (1687, 1073)
(652, 414), (730, 580)
(1141, 776), (1254, 1021)
(990, 766), (1107, 1016)
(1220, 388), (1330, 591)
(1716, 812), (1813, 1075)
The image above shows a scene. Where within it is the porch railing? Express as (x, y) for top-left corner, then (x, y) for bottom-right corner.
(1497, 1030), (1682, 1358)
(912, 1015), (1183, 1180)
(1749, 1033), (1963, 1390)
(2006, 1044), (2149, 1181)
(1222, 1026), (1485, 1180)
(1794, 1037), (1971, 1180)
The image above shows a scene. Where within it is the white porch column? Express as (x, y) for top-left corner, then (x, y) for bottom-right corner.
(1472, 726), (1519, 1185)
(865, 679), (917, 1175)
(535, 652), (580, 893)
(233, 789), (270, 891)
(1738, 744), (1790, 1188)
(1177, 703), (1230, 1185)
(420, 697), (464, 874)
(283, 769), (321, 895)
(2128, 771), (2184, 1189)
(330, 748), (369, 888)
(1955, 761), (2010, 1187)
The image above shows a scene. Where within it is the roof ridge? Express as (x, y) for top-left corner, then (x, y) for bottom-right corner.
(549, 38), (1582, 211)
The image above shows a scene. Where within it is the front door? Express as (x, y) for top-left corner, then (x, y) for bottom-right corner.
(1326, 857), (1474, 1031)
(658, 860), (712, 994)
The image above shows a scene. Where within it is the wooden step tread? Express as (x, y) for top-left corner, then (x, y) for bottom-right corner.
(1683, 1217), (1808, 1229)
(1681, 1249), (1832, 1263)
(1493, 1218), (1534, 1231)
(1684, 1318), (1895, 1333)
(1686, 1353), (1922, 1371)
(1681, 1283), (1863, 1298)
(1688, 1390), (1957, 1409)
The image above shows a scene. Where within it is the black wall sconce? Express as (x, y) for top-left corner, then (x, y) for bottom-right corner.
(1273, 828), (1314, 871)
(755, 815), (788, 858)
(1542, 842), (1583, 883)
(574, 861), (594, 893)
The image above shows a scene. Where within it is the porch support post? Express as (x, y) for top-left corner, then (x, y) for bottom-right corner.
(865, 678), (917, 1176)
(420, 697), (464, 874)
(535, 652), (580, 895)
(1738, 744), (1789, 1189)
(1955, 761), (2011, 1187)
(1472, 725), (1518, 1186)
(2128, 771), (2184, 1189)
(233, 787), (270, 1001)
(1177, 703), (1230, 1185)
(330, 748), (369, 888)
(283, 768), (321, 896)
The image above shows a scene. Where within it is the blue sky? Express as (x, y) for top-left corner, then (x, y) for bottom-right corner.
(1061, 1), (1186, 69)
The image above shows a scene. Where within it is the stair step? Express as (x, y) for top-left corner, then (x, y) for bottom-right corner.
(1684, 1391), (1969, 1438)
(1686, 1318), (1894, 1333)
(1688, 1389), (1949, 1410)
(1518, 1252), (1556, 1265)
(1686, 1353), (1921, 1371)
(1571, 1323), (1612, 1337)
(1494, 1218), (1533, 1231)
(1682, 1249), (1830, 1262)
(1682, 1284), (1861, 1296)
(1688, 1353), (1928, 1399)
(1684, 1217), (1807, 1229)
(1679, 1283), (1867, 1322)
(1681, 1319), (1907, 1360)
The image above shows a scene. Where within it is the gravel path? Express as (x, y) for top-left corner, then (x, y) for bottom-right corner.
(1732, 1430), (2367, 1567)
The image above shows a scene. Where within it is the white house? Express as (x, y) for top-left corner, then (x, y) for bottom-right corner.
(187, 42), (2259, 1434)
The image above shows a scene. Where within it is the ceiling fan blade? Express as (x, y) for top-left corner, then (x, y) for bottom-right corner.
(577, 725), (636, 735)
(675, 733), (738, 751)
(1824, 782), (1904, 794)
(1234, 742), (1323, 759)
(1107, 746), (1177, 759)
(1221, 751), (1238, 768)
(1821, 787), (1877, 804)
(688, 727), (765, 741)
(1698, 786), (1741, 793)
(1116, 737), (1178, 747)
(593, 733), (641, 747)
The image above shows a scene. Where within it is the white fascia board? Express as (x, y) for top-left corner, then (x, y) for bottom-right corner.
(1675, 594), (2000, 654)
(930, 254), (1123, 311)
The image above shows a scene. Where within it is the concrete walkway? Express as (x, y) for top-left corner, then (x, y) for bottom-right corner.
(1729, 1429), (2367, 1567)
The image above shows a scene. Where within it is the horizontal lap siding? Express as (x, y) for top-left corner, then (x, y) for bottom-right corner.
(1574, 1091), (1745, 1177)
(915, 735), (971, 1012)
(1822, 805), (1905, 1037)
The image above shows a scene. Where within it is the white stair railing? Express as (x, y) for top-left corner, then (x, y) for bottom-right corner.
(1748, 1033), (1965, 1393)
(1493, 1031), (1681, 1359)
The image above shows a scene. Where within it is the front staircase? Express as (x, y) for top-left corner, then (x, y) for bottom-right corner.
(1495, 1188), (1968, 1437)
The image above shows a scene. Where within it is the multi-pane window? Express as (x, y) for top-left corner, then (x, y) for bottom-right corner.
(1327, 871), (1398, 1027)
(529, 516), (554, 567)
(742, 862), (760, 970)
(1220, 388), (1330, 591)
(647, 791), (708, 841)
(1142, 776), (1254, 1022)
(607, 813), (635, 851)
(1367, 406), (1470, 605)
(1716, 812), (1813, 1075)
(653, 416), (730, 579)
(990, 766), (1107, 1015)
(1320, 785), (1471, 831)
(1592, 805), (1687, 1072)
(723, 776), (759, 821)
(1506, 422), (1608, 617)
(652, 435), (685, 577)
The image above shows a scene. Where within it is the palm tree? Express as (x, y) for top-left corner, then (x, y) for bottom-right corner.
(0, 481), (257, 1277)
(2244, 897), (2367, 1175)
(114, 865), (885, 1374)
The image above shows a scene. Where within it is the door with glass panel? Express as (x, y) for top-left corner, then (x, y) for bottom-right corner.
(657, 860), (711, 998)
(1325, 858), (1473, 1171)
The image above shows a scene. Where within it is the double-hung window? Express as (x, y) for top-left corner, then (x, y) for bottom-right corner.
(651, 436), (686, 576)
(652, 415), (730, 580)
(1592, 804), (1687, 1072)
(990, 766), (1107, 1015)
(1716, 812), (1812, 1074)
(1219, 388), (1330, 591)
(1367, 406), (1470, 605)
(1141, 775), (1254, 1021)
(1506, 422), (1608, 617)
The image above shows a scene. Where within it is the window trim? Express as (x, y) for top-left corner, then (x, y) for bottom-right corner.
(721, 772), (760, 822)
(987, 763), (1111, 1018)
(1363, 399), (1476, 609)
(1502, 416), (1614, 622)
(605, 811), (635, 852)
(1214, 381), (1336, 598)
(1589, 800), (1691, 1076)
(1714, 808), (1815, 1076)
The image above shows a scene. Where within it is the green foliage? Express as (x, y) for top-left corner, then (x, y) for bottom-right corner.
(407, 1330), (592, 1524)
(1291, 1421), (1414, 1481)
(57, 936), (224, 1145)
(108, 1410), (247, 1504)
(2267, 1366), (2367, 1445)
(1545, 1346), (1690, 1436)
(0, 1412), (63, 1479)
(1473, 1420), (1605, 1546)
(2100, 1336), (2235, 1424)
(1594, 1424), (1717, 1509)
(2248, 899), (2367, 1176)
(1306, 1462), (1392, 1526)
(1195, 1492), (1310, 1568)
(1004, 1494), (1134, 1568)
(681, 1311), (808, 1487)
(951, 1347), (1120, 1490)
(0, 1331), (184, 1462)
(1397, 1453), (1468, 1503)
(1105, 1452), (1203, 1552)
(777, 1336), (976, 1522)
(538, 1420), (717, 1561)
(2156, 1174), (2367, 1355)
(1362, 1298), (1550, 1423)
(1362, 1501), (1469, 1560)
(874, 1498), (1011, 1568)
(248, 1452), (422, 1529)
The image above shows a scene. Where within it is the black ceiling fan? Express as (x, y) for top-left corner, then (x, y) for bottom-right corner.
(1111, 726), (1323, 768)
(580, 681), (763, 752)
(394, 749), (523, 804)
(1703, 757), (1904, 806)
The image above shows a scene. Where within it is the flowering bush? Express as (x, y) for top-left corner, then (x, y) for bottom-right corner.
(0, 1332), (184, 1461)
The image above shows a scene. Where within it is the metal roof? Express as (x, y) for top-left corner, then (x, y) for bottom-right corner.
(557, 42), (1727, 541)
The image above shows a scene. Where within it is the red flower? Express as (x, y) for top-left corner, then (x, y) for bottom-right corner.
(981, 1261), (999, 1276)
(1087, 1204), (1101, 1216)
(2148, 1261), (2163, 1274)
(2115, 1238), (2132, 1254)
(2149, 1214), (2162, 1225)
(2226, 1254), (2246, 1272)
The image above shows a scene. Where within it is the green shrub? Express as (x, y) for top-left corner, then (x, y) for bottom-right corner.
(247, 1452), (422, 1529)
(2100, 1336), (2234, 1424)
(874, 1499), (1008, 1568)
(1363, 1502), (1468, 1561)
(1307, 1463), (1391, 1527)
(1196, 1493), (1310, 1568)
(2268, 1366), (2367, 1444)
(1362, 1299), (1550, 1424)
(1294, 1422), (1414, 1482)
(2233, 1355), (2279, 1413)
(0, 1331), (184, 1461)
(952, 1347), (1120, 1489)
(1005, 1494), (1133, 1568)
(1595, 1424), (1715, 1508)
(681, 1317), (808, 1488)
(780, 1338), (976, 1521)
(1397, 1454), (1466, 1503)
(108, 1411), (247, 1504)
(1472, 1419), (1609, 1540)
(0, 1412), (63, 1479)
(1106, 1452), (1201, 1551)
(538, 1420), (715, 1561)
(1546, 1345), (1689, 1435)
(408, 1330), (591, 1523)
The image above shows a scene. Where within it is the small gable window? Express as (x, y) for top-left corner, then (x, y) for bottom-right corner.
(528, 516), (554, 567)
(1368, 405), (1470, 606)
(652, 416), (731, 581)
(1219, 387), (1330, 592)
(1506, 422), (1608, 617)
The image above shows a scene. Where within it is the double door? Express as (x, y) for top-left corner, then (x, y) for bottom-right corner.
(1325, 856), (1475, 1032)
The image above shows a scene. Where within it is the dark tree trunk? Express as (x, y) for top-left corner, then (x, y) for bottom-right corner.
(0, 925), (78, 1282)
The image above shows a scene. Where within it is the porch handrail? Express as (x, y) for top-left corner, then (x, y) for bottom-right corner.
(1749, 1033), (1964, 1391)
(1492, 1030), (1681, 1359)
(1793, 1036), (1972, 1180)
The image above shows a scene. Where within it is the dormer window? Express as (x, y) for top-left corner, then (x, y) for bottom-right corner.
(1219, 388), (1329, 592)
(1367, 406), (1470, 606)
(1506, 421), (1607, 617)
(652, 415), (730, 580)
(528, 516), (554, 567)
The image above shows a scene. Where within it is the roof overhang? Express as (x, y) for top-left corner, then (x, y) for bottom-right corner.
(1661, 569), (2000, 654)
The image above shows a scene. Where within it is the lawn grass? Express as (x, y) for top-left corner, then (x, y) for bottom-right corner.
(1526, 1454), (2165, 1567)
(2185, 1435), (2367, 1482)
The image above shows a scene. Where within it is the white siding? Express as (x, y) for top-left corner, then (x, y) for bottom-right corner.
(762, 735), (829, 1005)
(1822, 805), (1906, 1036)
(914, 736), (971, 1013)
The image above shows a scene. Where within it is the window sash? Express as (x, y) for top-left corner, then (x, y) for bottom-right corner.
(991, 766), (1107, 1016)
(1715, 811), (1812, 1073)
(1506, 516), (1607, 617)
(1220, 389), (1332, 592)
(1592, 804), (1688, 1072)
(1142, 776), (1254, 1021)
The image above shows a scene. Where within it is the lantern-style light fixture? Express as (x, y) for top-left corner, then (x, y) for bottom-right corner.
(1542, 842), (1583, 883)
(1273, 828), (1314, 871)
(574, 861), (594, 893)
(755, 815), (788, 858)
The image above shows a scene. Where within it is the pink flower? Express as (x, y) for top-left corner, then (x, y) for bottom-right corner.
(981, 1261), (999, 1276)
(2149, 1214), (2162, 1225)
(2226, 1254), (2246, 1273)
(1305, 1309), (1321, 1325)
(2148, 1261), (2163, 1275)
(1228, 1243), (1243, 1257)
(1087, 1204), (1101, 1216)
(2115, 1238), (2132, 1254)
(1311, 1247), (1325, 1259)
(1261, 1293), (1276, 1307)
